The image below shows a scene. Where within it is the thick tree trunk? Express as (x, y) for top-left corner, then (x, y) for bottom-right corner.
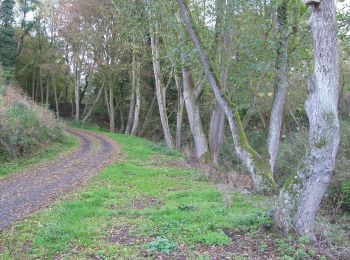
(274, 0), (340, 241)
(182, 65), (210, 162)
(209, 103), (225, 166)
(150, 21), (174, 148)
(177, 0), (275, 193)
(209, 0), (232, 167)
(82, 85), (104, 122)
(131, 49), (141, 136)
(267, 0), (289, 174)
(174, 72), (184, 148)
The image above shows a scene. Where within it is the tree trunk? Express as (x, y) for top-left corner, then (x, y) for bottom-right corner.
(45, 76), (50, 107)
(182, 64), (210, 162)
(74, 60), (80, 122)
(32, 70), (36, 101)
(125, 64), (136, 134)
(52, 75), (59, 118)
(174, 71), (184, 148)
(82, 85), (104, 122)
(267, 0), (289, 174)
(109, 81), (115, 132)
(209, 103), (225, 166)
(150, 21), (174, 148)
(131, 48), (141, 136)
(177, 0), (275, 193)
(209, 0), (233, 167)
(274, 0), (340, 241)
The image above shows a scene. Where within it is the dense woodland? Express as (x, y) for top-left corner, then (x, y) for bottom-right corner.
(1, 0), (350, 256)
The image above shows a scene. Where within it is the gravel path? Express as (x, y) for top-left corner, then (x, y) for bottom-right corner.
(0, 129), (117, 230)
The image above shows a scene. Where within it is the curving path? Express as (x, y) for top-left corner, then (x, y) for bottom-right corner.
(0, 129), (117, 230)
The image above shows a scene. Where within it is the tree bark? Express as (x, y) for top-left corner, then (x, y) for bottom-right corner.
(274, 0), (340, 241)
(125, 52), (136, 134)
(52, 75), (59, 118)
(174, 71), (184, 148)
(150, 20), (174, 148)
(267, 0), (289, 174)
(131, 48), (141, 136)
(177, 0), (276, 193)
(182, 63), (210, 162)
(209, 0), (233, 167)
(109, 81), (115, 132)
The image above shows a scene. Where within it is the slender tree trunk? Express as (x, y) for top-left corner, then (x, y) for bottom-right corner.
(174, 71), (184, 148)
(32, 70), (36, 101)
(74, 60), (80, 122)
(177, 0), (275, 193)
(64, 44), (69, 103)
(267, 0), (289, 174)
(131, 51), (141, 136)
(52, 75), (59, 117)
(45, 76), (50, 107)
(125, 62), (136, 134)
(182, 64), (210, 162)
(274, 0), (340, 241)
(40, 69), (44, 105)
(150, 21), (174, 148)
(109, 81), (115, 132)
(83, 85), (104, 122)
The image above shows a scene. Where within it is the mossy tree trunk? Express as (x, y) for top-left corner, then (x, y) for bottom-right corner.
(177, 0), (276, 193)
(274, 0), (340, 241)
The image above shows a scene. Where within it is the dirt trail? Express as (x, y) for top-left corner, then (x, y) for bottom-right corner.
(0, 129), (117, 230)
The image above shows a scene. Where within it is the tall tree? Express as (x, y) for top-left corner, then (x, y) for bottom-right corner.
(274, 0), (340, 240)
(177, 0), (276, 193)
(0, 0), (16, 71)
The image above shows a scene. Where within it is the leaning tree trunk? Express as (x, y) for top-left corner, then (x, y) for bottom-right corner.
(267, 0), (289, 174)
(82, 85), (104, 122)
(274, 0), (340, 241)
(182, 64), (210, 162)
(150, 21), (174, 148)
(177, 0), (275, 193)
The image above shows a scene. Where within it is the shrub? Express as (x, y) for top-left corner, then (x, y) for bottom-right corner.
(0, 86), (64, 161)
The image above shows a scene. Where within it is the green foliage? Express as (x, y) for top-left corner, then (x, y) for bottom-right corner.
(0, 88), (65, 162)
(145, 237), (176, 253)
(0, 0), (16, 70)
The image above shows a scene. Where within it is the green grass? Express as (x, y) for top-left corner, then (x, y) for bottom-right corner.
(0, 133), (78, 179)
(0, 129), (272, 259)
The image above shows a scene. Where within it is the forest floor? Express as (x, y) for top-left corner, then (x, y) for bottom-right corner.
(0, 127), (348, 259)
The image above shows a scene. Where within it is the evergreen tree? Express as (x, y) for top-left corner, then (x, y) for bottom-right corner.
(0, 0), (16, 70)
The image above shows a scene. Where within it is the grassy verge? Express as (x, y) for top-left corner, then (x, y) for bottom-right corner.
(0, 133), (79, 180)
(0, 129), (335, 259)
